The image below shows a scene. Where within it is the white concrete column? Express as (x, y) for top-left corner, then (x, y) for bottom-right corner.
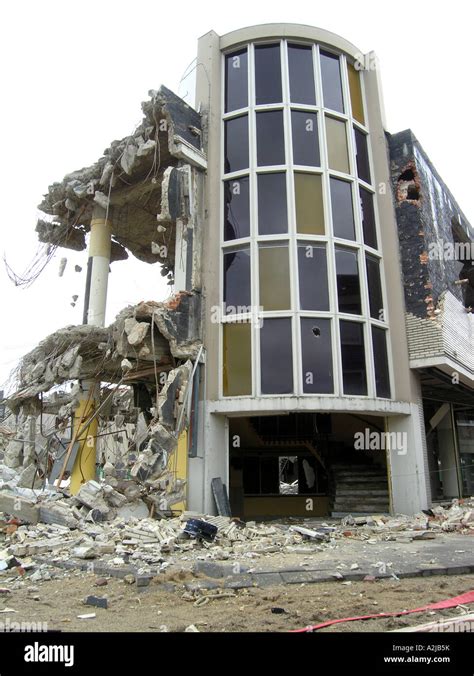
(202, 413), (228, 514)
(387, 401), (430, 514)
(87, 205), (112, 327)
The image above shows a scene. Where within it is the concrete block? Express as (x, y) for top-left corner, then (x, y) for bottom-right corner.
(136, 575), (152, 588)
(84, 595), (108, 609)
(252, 572), (284, 588)
(0, 491), (39, 524)
(223, 575), (256, 590)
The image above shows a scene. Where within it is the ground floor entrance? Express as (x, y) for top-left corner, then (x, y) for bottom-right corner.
(228, 412), (390, 520)
(424, 402), (474, 501)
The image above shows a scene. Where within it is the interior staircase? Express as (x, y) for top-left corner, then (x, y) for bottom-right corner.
(331, 463), (390, 516)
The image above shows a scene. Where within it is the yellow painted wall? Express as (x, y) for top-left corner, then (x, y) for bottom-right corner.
(166, 429), (188, 514)
(70, 398), (98, 495)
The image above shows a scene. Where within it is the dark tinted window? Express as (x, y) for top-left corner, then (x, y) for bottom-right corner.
(366, 255), (384, 320)
(224, 177), (250, 240)
(330, 178), (355, 240)
(340, 320), (367, 395)
(225, 49), (248, 112)
(336, 248), (361, 314)
(224, 115), (248, 173)
(255, 44), (282, 105)
(354, 128), (371, 183)
(372, 326), (391, 398)
(256, 110), (285, 166)
(298, 244), (329, 311)
(258, 173), (287, 235)
(223, 248), (251, 311)
(301, 318), (333, 393)
(320, 51), (344, 113)
(260, 318), (293, 394)
(359, 187), (377, 249)
(291, 111), (320, 166)
(288, 44), (315, 105)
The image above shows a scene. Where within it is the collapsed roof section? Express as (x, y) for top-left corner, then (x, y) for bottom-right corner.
(36, 86), (204, 275)
(7, 292), (202, 415)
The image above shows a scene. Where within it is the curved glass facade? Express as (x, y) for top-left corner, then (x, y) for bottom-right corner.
(221, 40), (391, 399)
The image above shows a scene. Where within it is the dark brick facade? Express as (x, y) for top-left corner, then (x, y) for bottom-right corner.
(388, 129), (473, 318)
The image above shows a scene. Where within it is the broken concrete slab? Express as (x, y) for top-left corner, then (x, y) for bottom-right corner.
(0, 491), (39, 524)
(38, 501), (80, 529)
(116, 500), (149, 521)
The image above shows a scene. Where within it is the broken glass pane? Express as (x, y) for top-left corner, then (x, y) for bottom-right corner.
(294, 173), (324, 235)
(223, 247), (251, 311)
(300, 317), (334, 393)
(372, 326), (391, 398)
(258, 173), (287, 235)
(255, 44), (282, 105)
(330, 178), (355, 240)
(359, 187), (377, 249)
(224, 115), (248, 173)
(366, 255), (384, 320)
(335, 248), (361, 314)
(259, 244), (291, 310)
(298, 244), (329, 311)
(256, 110), (285, 166)
(340, 320), (367, 395)
(223, 323), (252, 396)
(325, 117), (349, 173)
(225, 48), (248, 113)
(224, 177), (250, 240)
(288, 44), (316, 105)
(320, 51), (344, 113)
(291, 111), (320, 166)
(354, 127), (371, 183)
(260, 318), (293, 394)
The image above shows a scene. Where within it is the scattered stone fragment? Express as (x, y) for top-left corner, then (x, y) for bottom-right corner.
(72, 546), (97, 560)
(84, 595), (108, 609)
(94, 578), (108, 587)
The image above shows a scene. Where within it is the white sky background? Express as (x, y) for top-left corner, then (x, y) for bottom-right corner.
(0, 0), (472, 391)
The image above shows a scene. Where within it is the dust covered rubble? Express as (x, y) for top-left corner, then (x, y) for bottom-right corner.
(0, 512), (330, 580)
(1, 498), (473, 582)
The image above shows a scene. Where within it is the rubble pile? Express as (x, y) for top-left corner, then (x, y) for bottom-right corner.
(1, 292), (202, 519)
(35, 85), (203, 273)
(337, 500), (474, 541)
(6, 293), (201, 416)
(1, 495), (473, 582)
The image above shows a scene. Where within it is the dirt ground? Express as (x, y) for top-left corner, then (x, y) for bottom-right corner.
(1, 571), (473, 633)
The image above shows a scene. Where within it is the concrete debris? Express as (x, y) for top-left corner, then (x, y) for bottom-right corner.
(0, 499), (472, 585)
(84, 595), (108, 609)
(36, 85), (202, 271)
(7, 293), (200, 410)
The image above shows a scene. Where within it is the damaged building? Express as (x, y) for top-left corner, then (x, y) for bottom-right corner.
(1, 23), (473, 525)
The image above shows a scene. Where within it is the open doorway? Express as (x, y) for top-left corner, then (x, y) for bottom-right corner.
(229, 412), (389, 519)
